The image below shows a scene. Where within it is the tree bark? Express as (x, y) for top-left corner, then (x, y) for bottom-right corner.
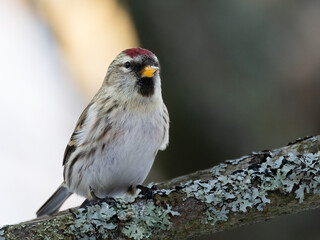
(1, 136), (320, 240)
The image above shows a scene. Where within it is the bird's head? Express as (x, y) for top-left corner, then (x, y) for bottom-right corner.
(103, 48), (161, 106)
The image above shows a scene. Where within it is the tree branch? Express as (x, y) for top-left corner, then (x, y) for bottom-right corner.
(2, 136), (320, 240)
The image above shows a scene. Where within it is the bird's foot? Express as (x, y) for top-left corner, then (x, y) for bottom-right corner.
(80, 187), (117, 209)
(80, 196), (117, 209)
(137, 184), (158, 199)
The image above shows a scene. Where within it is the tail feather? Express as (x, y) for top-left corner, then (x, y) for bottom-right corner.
(36, 183), (72, 217)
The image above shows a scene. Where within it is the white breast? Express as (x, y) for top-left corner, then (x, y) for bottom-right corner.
(70, 108), (165, 198)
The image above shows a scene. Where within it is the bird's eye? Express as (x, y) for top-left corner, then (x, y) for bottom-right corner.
(124, 61), (131, 69)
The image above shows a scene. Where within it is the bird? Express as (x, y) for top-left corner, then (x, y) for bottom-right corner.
(36, 48), (169, 217)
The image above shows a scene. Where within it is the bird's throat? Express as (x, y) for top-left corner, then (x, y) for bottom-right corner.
(137, 77), (155, 97)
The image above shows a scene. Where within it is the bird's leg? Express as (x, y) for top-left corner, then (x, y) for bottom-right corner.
(89, 186), (117, 208)
(80, 186), (117, 208)
(80, 187), (99, 208)
(89, 186), (99, 201)
(137, 184), (158, 199)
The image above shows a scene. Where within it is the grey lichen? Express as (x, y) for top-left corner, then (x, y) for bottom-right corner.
(226, 155), (248, 165)
(0, 214), (76, 240)
(0, 228), (5, 240)
(71, 202), (117, 239)
(210, 163), (228, 175)
(121, 202), (179, 240)
(181, 148), (320, 225)
(70, 194), (179, 240)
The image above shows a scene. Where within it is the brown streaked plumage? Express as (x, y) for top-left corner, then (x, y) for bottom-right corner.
(62, 102), (93, 166)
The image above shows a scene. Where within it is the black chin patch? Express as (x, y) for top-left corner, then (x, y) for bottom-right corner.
(137, 77), (155, 97)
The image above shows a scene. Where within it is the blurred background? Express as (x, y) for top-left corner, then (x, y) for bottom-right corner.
(1, 0), (320, 239)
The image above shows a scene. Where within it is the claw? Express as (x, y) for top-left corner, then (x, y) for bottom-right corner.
(137, 184), (158, 199)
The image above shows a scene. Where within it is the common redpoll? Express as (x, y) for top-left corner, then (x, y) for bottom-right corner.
(36, 48), (169, 217)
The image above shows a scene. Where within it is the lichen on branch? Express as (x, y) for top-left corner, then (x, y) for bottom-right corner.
(1, 136), (320, 240)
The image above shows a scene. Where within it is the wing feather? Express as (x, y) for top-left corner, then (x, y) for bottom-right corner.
(62, 102), (93, 166)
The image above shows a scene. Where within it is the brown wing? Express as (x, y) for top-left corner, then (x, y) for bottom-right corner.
(62, 102), (93, 166)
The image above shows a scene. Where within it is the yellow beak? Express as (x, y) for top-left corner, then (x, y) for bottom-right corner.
(141, 66), (159, 78)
